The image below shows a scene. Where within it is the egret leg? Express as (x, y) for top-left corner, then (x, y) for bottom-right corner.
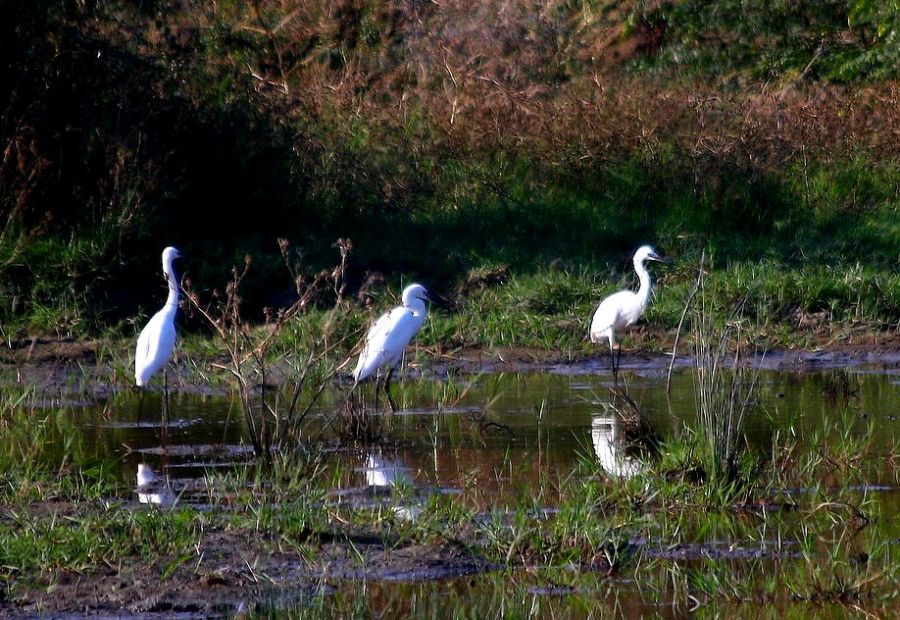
(608, 338), (619, 385)
(162, 368), (170, 446)
(615, 345), (623, 382)
(372, 375), (381, 411)
(344, 381), (359, 411)
(383, 367), (398, 413)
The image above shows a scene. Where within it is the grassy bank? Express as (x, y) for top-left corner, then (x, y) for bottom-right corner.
(1, 2), (898, 341)
(4, 254), (898, 373)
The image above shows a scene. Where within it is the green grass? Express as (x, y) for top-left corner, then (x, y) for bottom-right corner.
(5, 147), (895, 355)
(391, 256), (900, 356)
(0, 508), (202, 575)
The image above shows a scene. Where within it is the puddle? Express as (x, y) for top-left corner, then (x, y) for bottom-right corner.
(132, 444), (256, 458)
(8, 364), (900, 517)
(94, 418), (205, 429)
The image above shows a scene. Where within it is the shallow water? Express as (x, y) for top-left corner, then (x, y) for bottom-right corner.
(73, 368), (899, 501)
(5, 362), (900, 616)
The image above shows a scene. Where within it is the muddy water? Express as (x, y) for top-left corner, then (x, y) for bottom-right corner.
(63, 368), (898, 500)
(8, 364), (900, 616)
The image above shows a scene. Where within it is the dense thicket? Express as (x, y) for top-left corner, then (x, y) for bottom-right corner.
(1, 1), (898, 332)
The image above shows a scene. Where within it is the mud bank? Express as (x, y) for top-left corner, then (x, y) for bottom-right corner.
(4, 501), (491, 618)
(2, 336), (900, 397)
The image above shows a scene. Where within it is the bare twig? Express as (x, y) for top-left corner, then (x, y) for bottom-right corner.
(184, 238), (354, 457)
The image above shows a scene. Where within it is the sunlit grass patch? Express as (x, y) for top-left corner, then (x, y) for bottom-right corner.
(0, 507), (203, 576)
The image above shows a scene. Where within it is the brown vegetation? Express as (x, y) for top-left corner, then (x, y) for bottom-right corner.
(93, 0), (900, 170)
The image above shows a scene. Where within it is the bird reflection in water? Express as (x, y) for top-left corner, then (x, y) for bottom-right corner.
(591, 415), (644, 479)
(363, 453), (412, 488)
(136, 463), (176, 507)
(361, 452), (421, 522)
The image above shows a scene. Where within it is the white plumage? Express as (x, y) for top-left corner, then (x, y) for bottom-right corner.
(135, 246), (182, 387)
(353, 283), (430, 384)
(136, 463), (160, 487)
(362, 453), (421, 521)
(590, 245), (668, 374)
(136, 463), (176, 507)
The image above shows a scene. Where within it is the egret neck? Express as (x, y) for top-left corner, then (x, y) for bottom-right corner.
(403, 289), (427, 319)
(163, 253), (180, 311)
(634, 254), (653, 311)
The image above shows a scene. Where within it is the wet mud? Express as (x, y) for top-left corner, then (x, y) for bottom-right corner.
(3, 337), (900, 400)
(4, 502), (493, 618)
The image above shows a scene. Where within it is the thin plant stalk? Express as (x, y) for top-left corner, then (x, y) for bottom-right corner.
(186, 238), (355, 457)
(692, 274), (764, 481)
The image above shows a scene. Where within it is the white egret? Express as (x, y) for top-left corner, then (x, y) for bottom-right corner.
(590, 245), (669, 379)
(353, 282), (431, 410)
(135, 246), (182, 423)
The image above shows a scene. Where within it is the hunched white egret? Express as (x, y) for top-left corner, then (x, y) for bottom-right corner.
(353, 283), (431, 410)
(590, 245), (669, 379)
(134, 246), (182, 423)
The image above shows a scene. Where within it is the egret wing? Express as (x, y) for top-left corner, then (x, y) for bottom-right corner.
(382, 310), (424, 364)
(134, 321), (153, 384)
(353, 307), (410, 382)
(134, 310), (177, 385)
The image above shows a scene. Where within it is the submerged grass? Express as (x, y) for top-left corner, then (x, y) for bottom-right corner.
(0, 412), (897, 614)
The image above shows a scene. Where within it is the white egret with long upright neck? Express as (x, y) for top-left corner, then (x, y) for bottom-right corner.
(353, 283), (431, 410)
(135, 246), (182, 421)
(590, 245), (669, 379)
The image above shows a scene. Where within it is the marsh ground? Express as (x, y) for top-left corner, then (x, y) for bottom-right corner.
(2, 345), (898, 618)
